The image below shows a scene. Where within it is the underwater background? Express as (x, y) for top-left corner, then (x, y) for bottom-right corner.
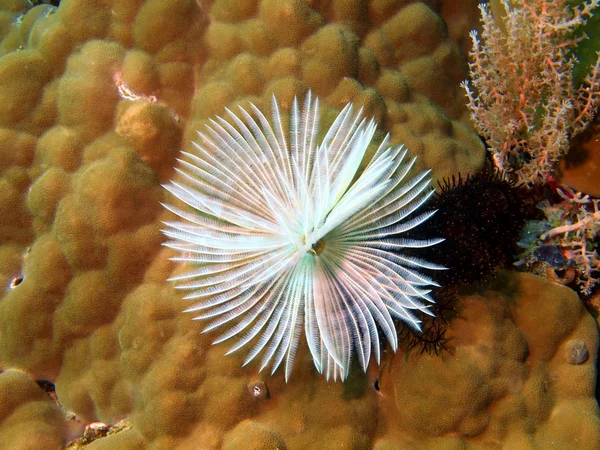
(0, 0), (599, 449)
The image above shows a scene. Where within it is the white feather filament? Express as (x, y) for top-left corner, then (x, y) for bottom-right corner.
(162, 92), (444, 381)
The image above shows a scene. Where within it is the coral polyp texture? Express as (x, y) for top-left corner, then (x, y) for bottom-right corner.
(1, 0), (599, 449)
(163, 92), (442, 381)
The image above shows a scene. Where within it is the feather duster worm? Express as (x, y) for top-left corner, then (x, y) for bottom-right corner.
(162, 92), (444, 381)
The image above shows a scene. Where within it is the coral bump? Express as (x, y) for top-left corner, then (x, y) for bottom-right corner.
(162, 92), (444, 381)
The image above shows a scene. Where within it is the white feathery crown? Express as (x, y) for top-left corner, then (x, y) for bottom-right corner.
(162, 91), (444, 381)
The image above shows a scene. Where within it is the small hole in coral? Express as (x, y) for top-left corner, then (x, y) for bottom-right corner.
(9, 276), (23, 288)
(374, 378), (380, 391)
(36, 379), (56, 394)
(247, 381), (270, 399)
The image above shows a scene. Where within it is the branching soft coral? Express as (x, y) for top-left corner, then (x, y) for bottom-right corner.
(462, 0), (600, 186)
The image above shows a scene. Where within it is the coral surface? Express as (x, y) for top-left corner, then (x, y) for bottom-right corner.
(1, 0), (597, 449)
(0, 370), (69, 450)
(377, 271), (600, 449)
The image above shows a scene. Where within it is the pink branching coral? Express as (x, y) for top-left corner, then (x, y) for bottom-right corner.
(462, 0), (600, 186)
(517, 184), (600, 294)
(540, 187), (600, 294)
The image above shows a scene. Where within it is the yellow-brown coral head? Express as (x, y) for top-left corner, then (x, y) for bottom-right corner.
(162, 92), (444, 381)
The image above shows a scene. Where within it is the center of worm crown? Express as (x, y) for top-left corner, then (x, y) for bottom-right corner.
(308, 239), (325, 255)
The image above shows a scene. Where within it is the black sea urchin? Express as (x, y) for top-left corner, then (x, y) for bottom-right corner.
(418, 170), (536, 287)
